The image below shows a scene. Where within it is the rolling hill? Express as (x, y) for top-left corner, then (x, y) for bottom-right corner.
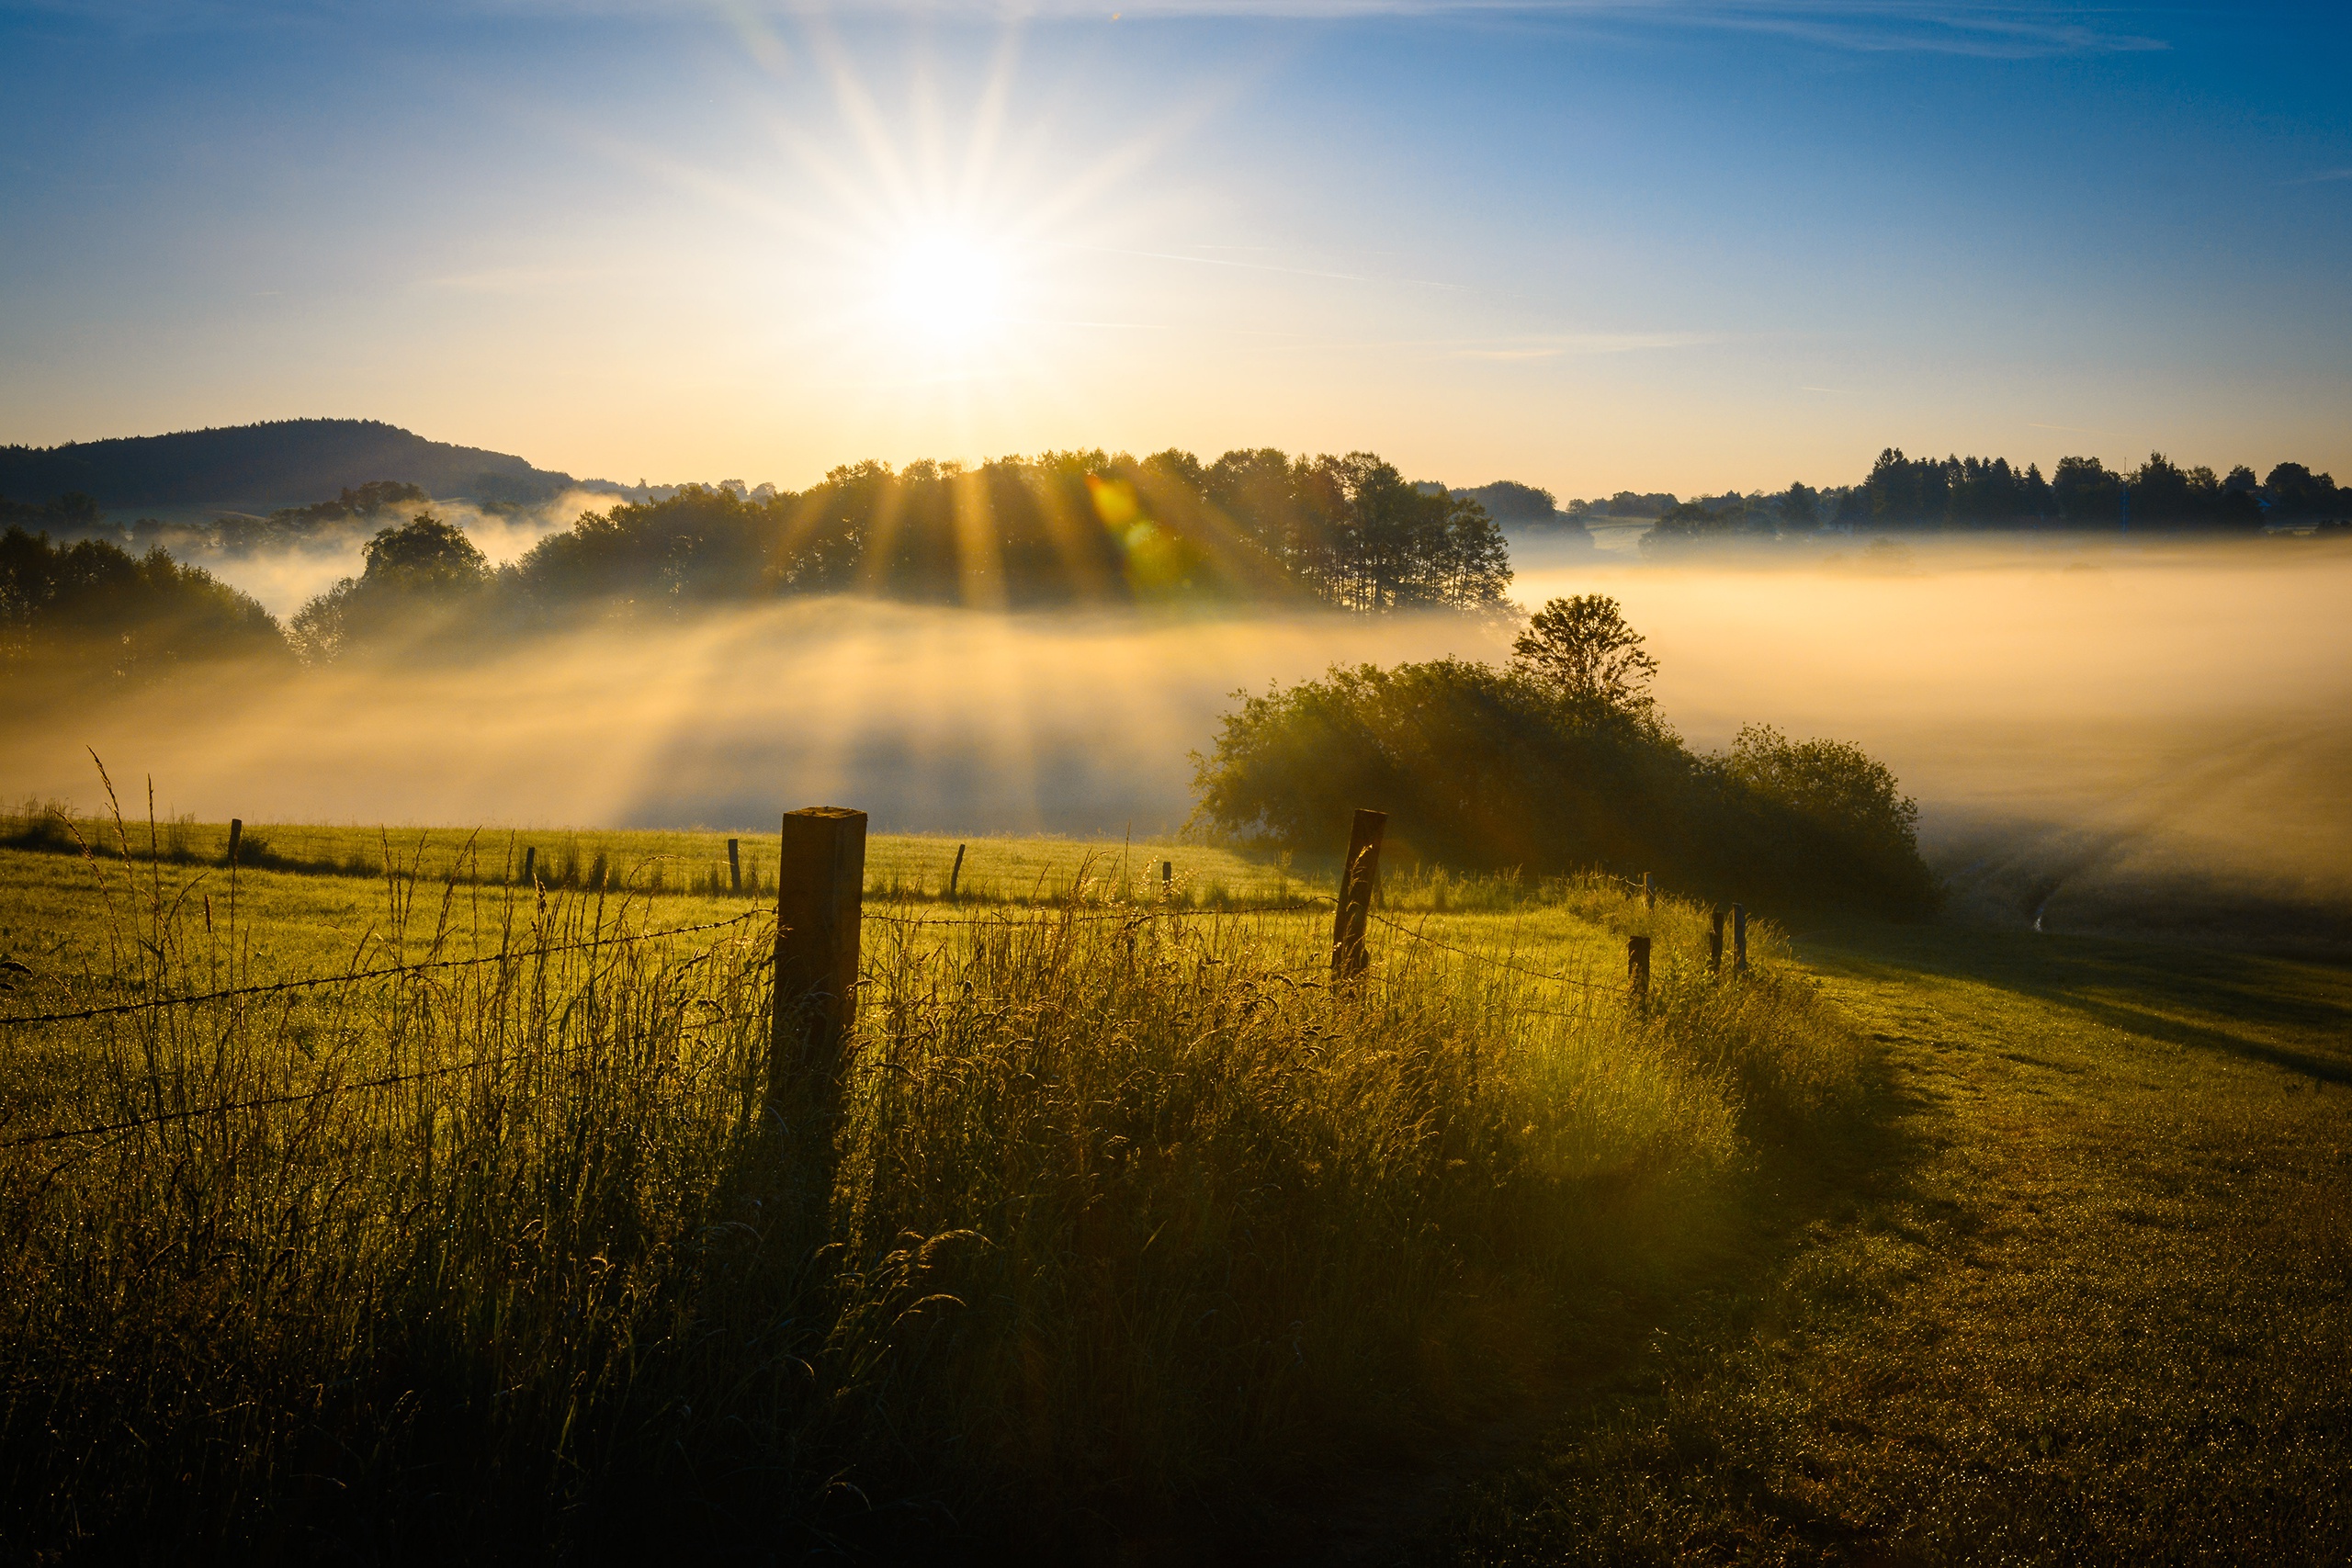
(0, 418), (618, 514)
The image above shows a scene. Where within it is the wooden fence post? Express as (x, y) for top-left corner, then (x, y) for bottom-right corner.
(522, 845), (536, 885)
(727, 838), (741, 894)
(771, 807), (866, 1131)
(1330, 808), (1386, 980)
(1161, 859), (1173, 891)
(948, 842), (967, 897)
(1732, 903), (1747, 975)
(226, 818), (243, 867)
(1709, 906), (1724, 975)
(1628, 935), (1651, 1010)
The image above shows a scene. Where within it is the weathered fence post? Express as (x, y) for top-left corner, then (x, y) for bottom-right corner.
(1161, 859), (1173, 892)
(771, 807), (866, 1134)
(948, 842), (967, 898)
(226, 818), (243, 867)
(1628, 935), (1651, 1010)
(727, 838), (741, 894)
(1330, 808), (1386, 981)
(1709, 906), (1724, 975)
(1643, 871), (1655, 910)
(523, 844), (537, 885)
(1732, 903), (1747, 975)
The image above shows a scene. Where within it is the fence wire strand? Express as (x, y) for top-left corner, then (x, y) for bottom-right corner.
(1366, 909), (1619, 995)
(0, 1003), (769, 1151)
(0, 910), (765, 1028)
(1, 883), (1670, 1151)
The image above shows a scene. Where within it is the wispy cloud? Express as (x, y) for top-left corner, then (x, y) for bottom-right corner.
(18, 1), (2168, 58)
(785, 2), (2172, 58)
(2283, 167), (2352, 186)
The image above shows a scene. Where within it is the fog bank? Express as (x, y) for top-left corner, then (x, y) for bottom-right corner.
(11, 531), (2349, 943)
(1514, 532), (2352, 940)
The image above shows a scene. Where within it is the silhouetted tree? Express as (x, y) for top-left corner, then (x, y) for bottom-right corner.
(1511, 594), (1658, 716)
(290, 513), (492, 663)
(2264, 462), (2345, 519)
(1, 526), (287, 679)
(1187, 653), (1935, 913)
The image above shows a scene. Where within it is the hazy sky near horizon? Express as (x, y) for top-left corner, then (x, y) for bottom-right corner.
(2, 2), (2348, 497)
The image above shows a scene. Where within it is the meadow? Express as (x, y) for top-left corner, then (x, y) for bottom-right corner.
(3, 797), (2347, 1562)
(0, 806), (1860, 1560)
(0, 807), (1309, 908)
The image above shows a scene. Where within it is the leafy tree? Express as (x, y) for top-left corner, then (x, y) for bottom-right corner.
(1724, 723), (1923, 880)
(2, 526), (287, 679)
(363, 513), (491, 590)
(1187, 655), (1935, 913)
(290, 513), (493, 663)
(2264, 462), (2344, 519)
(1510, 593), (1658, 715)
(1777, 481), (1820, 530)
(2051, 456), (2122, 525)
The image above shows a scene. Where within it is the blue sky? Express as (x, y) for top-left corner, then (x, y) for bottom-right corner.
(2, 1), (2346, 497)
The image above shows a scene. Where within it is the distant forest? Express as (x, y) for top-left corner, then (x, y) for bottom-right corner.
(6, 421), (2349, 684)
(1545, 449), (2347, 547)
(4, 448), (1517, 679)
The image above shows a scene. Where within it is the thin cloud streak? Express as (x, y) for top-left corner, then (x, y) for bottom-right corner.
(17, 2), (2169, 58)
(722, 1), (2171, 58)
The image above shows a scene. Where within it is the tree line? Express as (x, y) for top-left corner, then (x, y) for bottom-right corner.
(1554, 451), (2346, 545)
(2, 447), (1513, 679)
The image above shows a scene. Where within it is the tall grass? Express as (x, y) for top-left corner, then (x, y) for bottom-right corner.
(0, 804), (1864, 1558)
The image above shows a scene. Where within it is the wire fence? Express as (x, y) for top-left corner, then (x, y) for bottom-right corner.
(861, 898), (1333, 931)
(0, 910), (767, 1028)
(1366, 908), (1619, 996)
(0, 1002), (771, 1152)
(0, 876), (1668, 1153)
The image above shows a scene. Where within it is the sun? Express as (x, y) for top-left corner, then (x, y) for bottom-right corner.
(881, 227), (1009, 348)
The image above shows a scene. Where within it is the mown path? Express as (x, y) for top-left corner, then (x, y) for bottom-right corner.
(1415, 923), (2352, 1565)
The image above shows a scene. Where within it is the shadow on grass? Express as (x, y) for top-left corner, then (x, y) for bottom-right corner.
(1797, 918), (2352, 1083)
(1310, 1014), (1935, 1566)
(1396, 916), (2352, 1565)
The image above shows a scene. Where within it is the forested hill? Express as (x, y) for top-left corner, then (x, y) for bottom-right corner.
(0, 419), (605, 512)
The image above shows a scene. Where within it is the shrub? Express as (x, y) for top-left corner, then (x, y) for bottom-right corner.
(1189, 655), (1936, 915)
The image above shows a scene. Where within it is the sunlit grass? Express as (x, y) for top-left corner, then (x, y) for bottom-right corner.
(0, 815), (1861, 1557)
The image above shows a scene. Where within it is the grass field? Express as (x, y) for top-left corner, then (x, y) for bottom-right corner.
(1418, 922), (2352, 1564)
(2, 817), (2346, 1562)
(0, 816), (1845, 1561)
(0, 806), (1319, 907)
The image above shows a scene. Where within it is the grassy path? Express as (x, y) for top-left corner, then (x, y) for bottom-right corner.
(1422, 924), (2352, 1564)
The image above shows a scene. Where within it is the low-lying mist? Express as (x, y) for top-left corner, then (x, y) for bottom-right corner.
(158, 490), (607, 618)
(9, 528), (2348, 946)
(1516, 530), (2352, 944)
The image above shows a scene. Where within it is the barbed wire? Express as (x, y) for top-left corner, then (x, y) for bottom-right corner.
(863, 899), (1332, 931)
(2, 900), (1344, 1027)
(1366, 910), (1619, 995)
(0, 910), (765, 1029)
(0, 1002), (770, 1151)
(1, 881), (1679, 1142)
